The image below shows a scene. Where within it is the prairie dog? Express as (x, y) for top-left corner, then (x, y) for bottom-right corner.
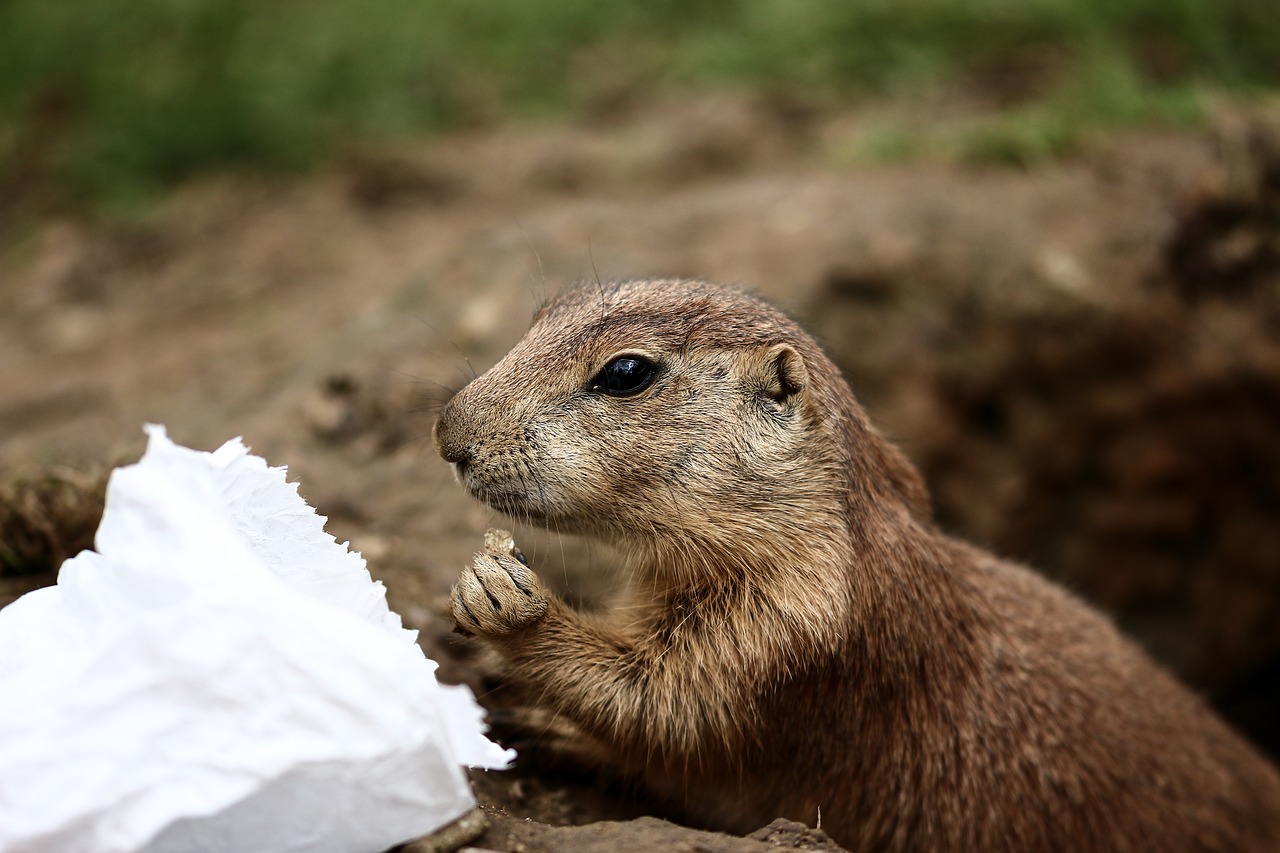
(433, 278), (1280, 851)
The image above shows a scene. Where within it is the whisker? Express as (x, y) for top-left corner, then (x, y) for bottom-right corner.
(511, 218), (548, 308)
(408, 312), (478, 381)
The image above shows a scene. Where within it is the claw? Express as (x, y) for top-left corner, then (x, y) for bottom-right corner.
(502, 563), (535, 596)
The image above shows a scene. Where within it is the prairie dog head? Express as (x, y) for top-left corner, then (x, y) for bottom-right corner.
(434, 279), (914, 568)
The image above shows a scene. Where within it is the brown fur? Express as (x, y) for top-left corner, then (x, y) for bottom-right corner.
(433, 278), (1280, 851)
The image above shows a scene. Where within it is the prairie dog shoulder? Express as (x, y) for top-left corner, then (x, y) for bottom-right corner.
(434, 278), (1280, 852)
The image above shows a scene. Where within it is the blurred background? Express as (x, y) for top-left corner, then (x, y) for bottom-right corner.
(2, 0), (1279, 826)
(2, 0), (1278, 213)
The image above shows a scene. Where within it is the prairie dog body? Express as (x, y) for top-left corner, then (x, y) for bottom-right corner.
(433, 278), (1280, 851)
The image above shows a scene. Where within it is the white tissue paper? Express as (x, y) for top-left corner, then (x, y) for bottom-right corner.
(0, 425), (511, 853)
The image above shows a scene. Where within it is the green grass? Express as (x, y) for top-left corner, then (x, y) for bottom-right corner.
(839, 46), (1213, 169)
(1, 0), (1277, 209)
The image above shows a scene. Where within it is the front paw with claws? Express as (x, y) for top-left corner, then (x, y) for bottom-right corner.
(451, 529), (549, 637)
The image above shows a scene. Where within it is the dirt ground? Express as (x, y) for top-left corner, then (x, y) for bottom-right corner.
(2, 94), (1280, 851)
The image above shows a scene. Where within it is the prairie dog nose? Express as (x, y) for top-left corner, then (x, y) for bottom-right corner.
(432, 416), (472, 467)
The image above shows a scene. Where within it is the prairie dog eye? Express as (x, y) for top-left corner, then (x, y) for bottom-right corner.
(589, 355), (657, 397)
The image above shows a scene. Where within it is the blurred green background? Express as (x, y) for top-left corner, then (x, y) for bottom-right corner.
(1, 0), (1276, 211)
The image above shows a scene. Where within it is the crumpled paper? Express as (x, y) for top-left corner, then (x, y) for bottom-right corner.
(0, 425), (511, 853)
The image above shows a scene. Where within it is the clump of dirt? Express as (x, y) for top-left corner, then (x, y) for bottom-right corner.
(0, 466), (108, 607)
(470, 812), (848, 853)
(1164, 110), (1280, 300)
(0, 467), (107, 576)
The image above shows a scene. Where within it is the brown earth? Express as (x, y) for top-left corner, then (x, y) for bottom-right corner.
(2, 94), (1280, 851)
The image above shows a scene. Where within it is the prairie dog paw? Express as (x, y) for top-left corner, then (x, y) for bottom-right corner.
(452, 529), (548, 636)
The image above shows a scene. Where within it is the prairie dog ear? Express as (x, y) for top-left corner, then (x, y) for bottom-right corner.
(760, 343), (808, 402)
